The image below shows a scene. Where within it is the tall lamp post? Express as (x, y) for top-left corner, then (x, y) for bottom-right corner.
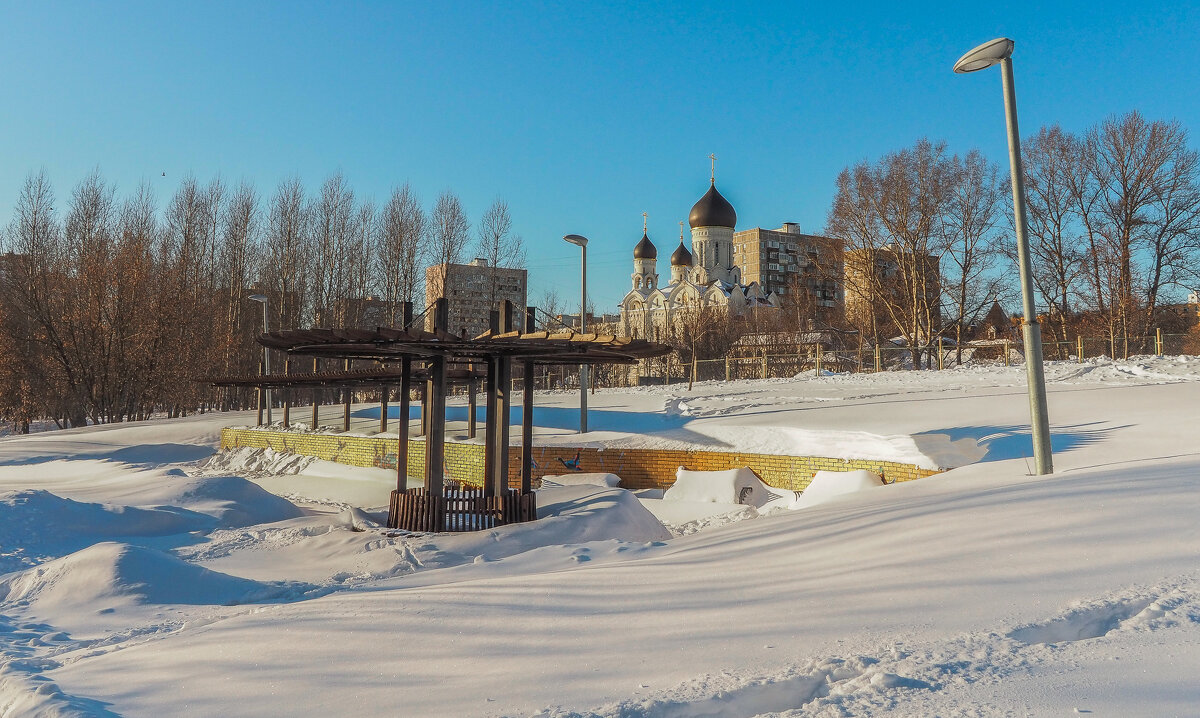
(247, 294), (272, 425)
(563, 234), (589, 433)
(954, 37), (1052, 475)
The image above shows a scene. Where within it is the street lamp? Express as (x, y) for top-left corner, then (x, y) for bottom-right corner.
(563, 234), (589, 434)
(247, 294), (272, 425)
(954, 37), (1053, 475)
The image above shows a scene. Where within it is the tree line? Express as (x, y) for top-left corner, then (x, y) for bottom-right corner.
(0, 171), (523, 432)
(826, 110), (1200, 366)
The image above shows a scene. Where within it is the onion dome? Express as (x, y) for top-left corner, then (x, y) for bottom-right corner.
(688, 181), (737, 229)
(671, 241), (693, 266)
(633, 232), (657, 259)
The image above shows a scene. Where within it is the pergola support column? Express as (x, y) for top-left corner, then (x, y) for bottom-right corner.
(311, 357), (320, 429)
(282, 358), (292, 427)
(424, 298), (449, 527)
(467, 374), (477, 439)
(483, 309), (500, 498)
(493, 301), (515, 496)
(396, 301), (413, 494)
(342, 359), (352, 432)
(521, 305), (537, 493)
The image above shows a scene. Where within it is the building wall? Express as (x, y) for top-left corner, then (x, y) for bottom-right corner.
(221, 427), (940, 492)
(733, 225), (843, 308)
(426, 260), (528, 337)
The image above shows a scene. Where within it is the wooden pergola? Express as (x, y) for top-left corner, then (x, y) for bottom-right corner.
(210, 299), (672, 532)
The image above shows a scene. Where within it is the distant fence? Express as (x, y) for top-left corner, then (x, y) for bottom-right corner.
(542, 331), (1198, 390)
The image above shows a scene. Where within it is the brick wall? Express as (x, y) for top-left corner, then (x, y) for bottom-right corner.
(221, 427), (940, 492)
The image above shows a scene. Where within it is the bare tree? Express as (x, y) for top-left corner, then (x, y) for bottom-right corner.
(377, 184), (427, 325)
(311, 173), (355, 327)
(941, 149), (1006, 362)
(263, 177), (310, 330)
(426, 190), (471, 306)
(1019, 125), (1088, 356)
(475, 198), (526, 311)
(829, 139), (951, 368)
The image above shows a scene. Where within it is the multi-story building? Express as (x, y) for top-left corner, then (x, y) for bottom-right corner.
(732, 223), (843, 321)
(425, 258), (528, 337)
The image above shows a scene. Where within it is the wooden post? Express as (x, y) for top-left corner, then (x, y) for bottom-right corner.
(725, 356), (730, 382)
(689, 354), (697, 391)
(282, 358), (292, 427)
(1077, 335), (1084, 363)
(311, 357), (320, 430)
(396, 301), (413, 493)
(483, 309), (500, 498)
(937, 337), (944, 371)
(761, 351), (767, 380)
(494, 301), (514, 496)
(379, 384), (388, 433)
(425, 298), (449, 519)
(342, 359), (351, 432)
(521, 306), (537, 494)
(467, 374), (477, 439)
(256, 359), (264, 426)
(815, 345), (822, 376)
(874, 344), (882, 373)
(1004, 339), (1010, 366)
(1156, 327), (1163, 356)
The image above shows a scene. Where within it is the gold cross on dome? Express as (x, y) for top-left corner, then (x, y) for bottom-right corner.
(642, 212), (648, 233)
(708, 153), (717, 182)
(679, 220), (684, 240)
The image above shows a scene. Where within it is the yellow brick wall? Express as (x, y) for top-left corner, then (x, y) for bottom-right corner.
(221, 428), (940, 492)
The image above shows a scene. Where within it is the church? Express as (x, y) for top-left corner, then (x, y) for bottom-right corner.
(619, 176), (777, 340)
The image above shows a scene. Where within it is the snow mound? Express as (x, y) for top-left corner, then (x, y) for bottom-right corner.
(794, 469), (885, 508)
(198, 446), (316, 476)
(0, 490), (212, 573)
(539, 472), (622, 488)
(664, 467), (792, 510)
(166, 475), (305, 528)
(518, 485), (671, 545)
(0, 542), (297, 614)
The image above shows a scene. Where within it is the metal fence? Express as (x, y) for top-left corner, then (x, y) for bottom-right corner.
(561, 330), (1198, 389)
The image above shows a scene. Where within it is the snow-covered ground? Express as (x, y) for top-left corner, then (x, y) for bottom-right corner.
(2, 356), (1199, 716)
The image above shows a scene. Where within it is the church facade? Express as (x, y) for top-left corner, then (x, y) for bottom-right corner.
(619, 179), (778, 340)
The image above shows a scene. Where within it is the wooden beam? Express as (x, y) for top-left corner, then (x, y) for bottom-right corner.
(342, 358), (351, 432)
(282, 358), (292, 427)
(522, 305), (537, 494)
(467, 374), (477, 439)
(397, 301), (413, 494)
(494, 300), (514, 496)
(379, 383), (388, 433)
(425, 298), (449, 518)
(311, 357), (320, 429)
(483, 309), (500, 498)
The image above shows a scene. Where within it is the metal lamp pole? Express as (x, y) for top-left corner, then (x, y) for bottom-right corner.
(248, 294), (273, 425)
(563, 234), (589, 433)
(954, 38), (1052, 474)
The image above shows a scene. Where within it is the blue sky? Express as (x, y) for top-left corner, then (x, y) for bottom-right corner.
(3, 1), (1199, 311)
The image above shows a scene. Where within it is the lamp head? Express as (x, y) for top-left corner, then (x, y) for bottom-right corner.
(953, 37), (1014, 73)
(563, 234), (589, 248)
(247, 294), (268, 303)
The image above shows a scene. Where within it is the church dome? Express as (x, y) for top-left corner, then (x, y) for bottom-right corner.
(633, 232), (657, 259)
(688, 182), (737, 229)
(671, 241), (693, 266)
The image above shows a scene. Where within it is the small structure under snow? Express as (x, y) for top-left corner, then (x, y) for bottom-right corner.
(793, 469), (884, 508)
(664, 467), (791, 510)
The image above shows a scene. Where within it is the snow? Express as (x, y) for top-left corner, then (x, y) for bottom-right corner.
(1, 355), (1199, 716)
(792, 469), (884, 508)
(539, 472), (623, 488)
